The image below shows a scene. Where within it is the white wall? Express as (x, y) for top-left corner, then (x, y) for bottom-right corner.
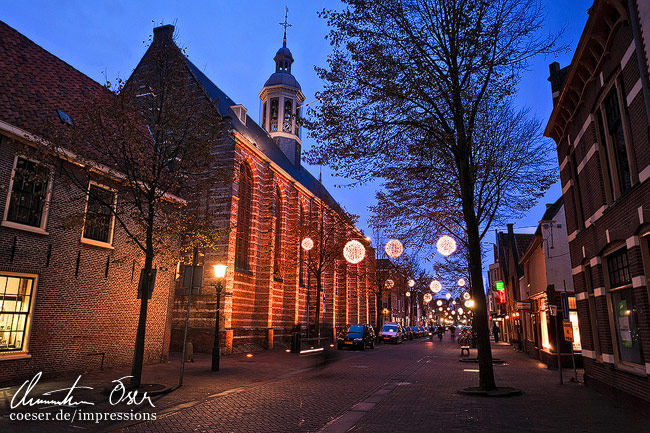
(542, 204), (574, 293)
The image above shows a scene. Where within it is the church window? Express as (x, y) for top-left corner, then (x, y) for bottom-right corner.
(283, 99), (293, 133)
(262, 101), (267, 130)
(270, 98), (279, 132)
(273, 186), (283, 277)
(235, 163), (253, 271)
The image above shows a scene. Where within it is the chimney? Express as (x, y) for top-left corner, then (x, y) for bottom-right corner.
(548, 62), (566, 107)
(153, 24), (175, 43)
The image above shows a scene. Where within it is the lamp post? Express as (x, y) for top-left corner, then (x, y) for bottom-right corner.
(211, 264), (227, 372)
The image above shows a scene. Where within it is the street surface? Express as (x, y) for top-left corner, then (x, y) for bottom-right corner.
(2, 337), (649, 432)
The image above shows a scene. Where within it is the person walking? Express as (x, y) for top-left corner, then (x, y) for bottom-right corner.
(492, 322), (501, 343)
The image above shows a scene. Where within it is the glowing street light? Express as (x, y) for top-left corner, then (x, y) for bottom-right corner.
(343, 240), (366, 264)
(385, 239), (404, 258)
(463, 292), (471, 300)
(436, 300), (443, 306)
(385, 279), (395, 289)
(458, 278), (466, 287)
(430, 280), (442, 293)
(464, 299), (475, 309)
(445, 292), (451, 300)
(301, 237), (314, 251)
(408, 279), (416, 288)
(436, 235), (457, 256)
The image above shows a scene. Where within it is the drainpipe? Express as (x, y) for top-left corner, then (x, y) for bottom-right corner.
(627, 0), (650, 141)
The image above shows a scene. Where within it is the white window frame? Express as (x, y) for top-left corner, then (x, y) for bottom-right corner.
(1, 154), (53, 235)
(80, 181), (117, 249)
(0, 271), (38, 361)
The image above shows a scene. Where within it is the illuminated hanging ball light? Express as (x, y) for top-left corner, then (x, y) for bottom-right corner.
(384, 279), (395, 289)
(445, 292), (452, 300)
(301, 237), (314, 251)
(452, 300), (456, 305)
(436, 235), (457, 256)
(458, 307), (464, 315)
(343, 240), (366, 264)
(451, 311), (456, 315)
(385, 239), (404, 258)
(408, 279), (416, 288)
(438, 307), (443, 311)
(464, 299), (475, 308)
(423, 293), (432, 303)
(436, 300), (443, 306)
(405, 291), (411, 297)
(458, 278), (466, 287)
(430, 280), (442, 293)
(463, 292), (471, 300)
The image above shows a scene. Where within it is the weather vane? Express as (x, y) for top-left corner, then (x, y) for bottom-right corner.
(280, 6), (292, 48)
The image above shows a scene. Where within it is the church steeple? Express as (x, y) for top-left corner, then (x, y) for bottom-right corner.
(259, 7), (305, 167)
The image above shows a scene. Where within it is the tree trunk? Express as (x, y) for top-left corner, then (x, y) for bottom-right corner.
(458, 153), (497, 391)
(130, 210), (155, 388)
(130, 249), (152, 388)
(376, 288), (383, 332)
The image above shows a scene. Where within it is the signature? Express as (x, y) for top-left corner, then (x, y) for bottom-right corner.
(11, 372), (94, 409)
(10, 372), (155, 409)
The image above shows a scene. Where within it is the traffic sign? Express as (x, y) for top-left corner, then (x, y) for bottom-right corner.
(563, 321), (574, 342)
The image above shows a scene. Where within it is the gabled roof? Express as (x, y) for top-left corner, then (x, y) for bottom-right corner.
(0, 20), (110, 159)
(535, 196), (564, 236)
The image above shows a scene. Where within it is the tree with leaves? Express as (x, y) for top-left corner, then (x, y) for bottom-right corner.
(37, 30), (229, 387)
(306, 0), (559, 391)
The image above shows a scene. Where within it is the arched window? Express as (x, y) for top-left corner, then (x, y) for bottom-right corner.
(235, 163), (253, 270)
(273, 186), (283, 277)
(298, 204), (304, 286)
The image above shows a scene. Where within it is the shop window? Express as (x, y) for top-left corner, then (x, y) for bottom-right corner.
(82, 184), (116, 244)
(4, 157), (50, 229)
(610, 287), (645, 365)
(0, 275), (35, 353)
(540, 309), (551, 350)
(569, 311), (582, 351)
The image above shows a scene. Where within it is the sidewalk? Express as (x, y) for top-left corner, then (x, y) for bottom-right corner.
(0, 347), (330, 432)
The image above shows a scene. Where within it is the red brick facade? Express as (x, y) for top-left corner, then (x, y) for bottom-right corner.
(128, 26), (377, 354)
(0, 22), (174, 385)
(545, 0), (650, 404)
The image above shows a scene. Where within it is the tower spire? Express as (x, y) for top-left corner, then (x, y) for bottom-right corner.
(279, 6), (292, 48)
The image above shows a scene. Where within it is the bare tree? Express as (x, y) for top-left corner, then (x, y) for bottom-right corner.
(305, 0), (559, 391)
(36, 33), (229, 387)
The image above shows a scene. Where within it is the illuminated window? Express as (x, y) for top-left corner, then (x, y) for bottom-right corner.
(608, 248), (631, 289)
(610, 288), (644, 365)
(0, 275), (35, 353)
(540, 309), (551, 351)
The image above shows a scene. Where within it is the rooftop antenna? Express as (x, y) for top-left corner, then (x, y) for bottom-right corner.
(280, 6), (292, 48)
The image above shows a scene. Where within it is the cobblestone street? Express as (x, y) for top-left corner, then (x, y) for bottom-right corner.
(3, 337), (650, 432)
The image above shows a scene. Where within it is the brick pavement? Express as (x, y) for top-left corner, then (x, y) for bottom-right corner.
(2, 337), (649, 432)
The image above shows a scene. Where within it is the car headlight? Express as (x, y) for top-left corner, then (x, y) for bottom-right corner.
(354, 338), (362, 341)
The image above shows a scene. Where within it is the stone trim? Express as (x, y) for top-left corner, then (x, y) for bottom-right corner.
(594, 287), (606, 297)
(626, 78), (643, 106)
(562, 179), (573, 195)
(577, 143), (597, 174)
(585, 205), (607, 228)
(639, 206), (646, 224)
(582, 349), (595, 359)
(559, 156), (568, 171)
(627, 236), (640, 249)
(632, 275), (646, 288)
(576, 291), (588, 301)
(640, 164), (650, 183)
(590, 256), (601, 267)
(573, 114), (594, 148)
(568, 230), (578, 242)
(602, 353), (615, 364)
(572, 265), (584, 275)
(646, 363), (650, 375)
(621, 41), (636, 70)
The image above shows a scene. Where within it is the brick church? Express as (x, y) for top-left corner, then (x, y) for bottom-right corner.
(128, 24), (377, 354)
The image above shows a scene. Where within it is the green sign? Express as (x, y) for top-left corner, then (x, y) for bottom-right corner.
(496, 281), (505, 291)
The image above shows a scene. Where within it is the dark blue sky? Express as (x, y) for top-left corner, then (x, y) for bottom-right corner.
(3, 0), (594, 280)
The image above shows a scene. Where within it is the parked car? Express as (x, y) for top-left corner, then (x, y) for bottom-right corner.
(409, 326), (420, 338)
(403, 326), (414, 340)
(378, 323), (404, 344)
(417, 326), (425, 337)
(338, 324), (376, 350)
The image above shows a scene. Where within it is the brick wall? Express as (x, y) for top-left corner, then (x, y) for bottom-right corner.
(0, 136), (174, 385)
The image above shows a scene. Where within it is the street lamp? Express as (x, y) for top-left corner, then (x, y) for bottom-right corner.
(445, 292), (452, 300)
(212, 264), (228, 372)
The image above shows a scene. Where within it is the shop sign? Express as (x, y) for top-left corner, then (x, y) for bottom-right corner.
(563, 321), (574, 342)
(495, 281), (506, 304)
(516, 301), (532, 310)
